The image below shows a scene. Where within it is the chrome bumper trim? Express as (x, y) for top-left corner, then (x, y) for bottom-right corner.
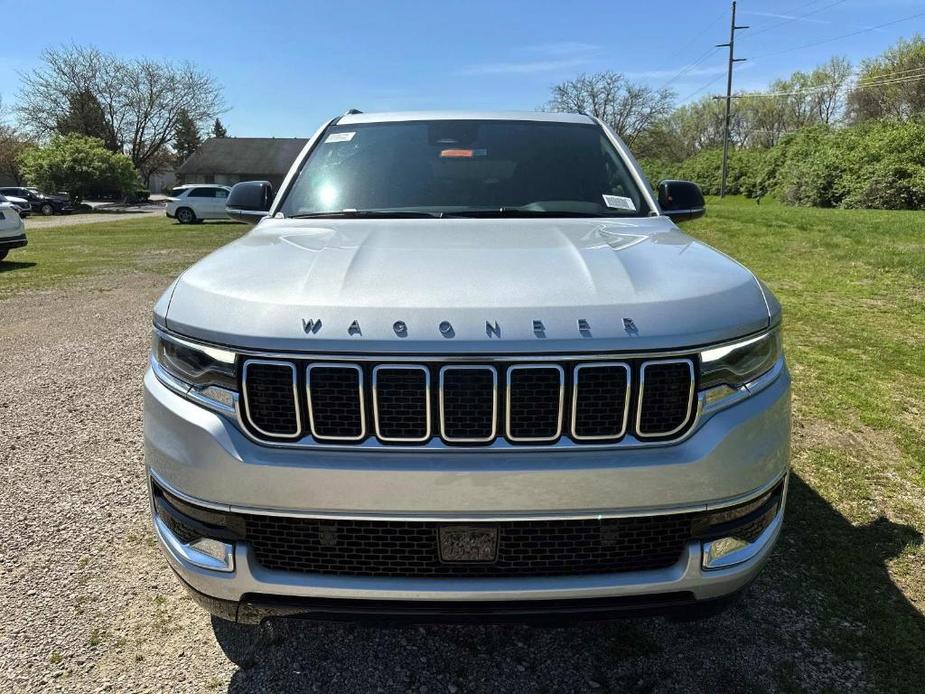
(147, 466), (788, 523)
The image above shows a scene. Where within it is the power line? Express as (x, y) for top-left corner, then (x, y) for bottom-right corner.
(730, 65), (925, 98)
(656, 45), (723, 92)
(746, 0), (849, 39)
(751, 9), (925, 60)
(679, 73), (725, 102)
(654, 6), (729, 76)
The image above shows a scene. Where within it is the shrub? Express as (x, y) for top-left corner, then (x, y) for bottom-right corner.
(19, 134), (141, 203)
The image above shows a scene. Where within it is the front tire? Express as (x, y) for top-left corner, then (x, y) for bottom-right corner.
(39, 203), (54, 216)
(175, 207), (196, 224)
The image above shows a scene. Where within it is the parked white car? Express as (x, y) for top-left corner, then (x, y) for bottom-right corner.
(0, 196), (27, 262)
(1, 193), (31, 218)
(165, 185), (232, 224)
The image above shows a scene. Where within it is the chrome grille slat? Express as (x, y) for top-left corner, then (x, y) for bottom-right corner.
(636, 359), (696, 438)
(439, 366), (498, 443)
(505, 365), (565, 443)
(372, 365), (431, 443)
(241, 359), (301, 439)
(306, 363), (365, 441)
(572, 362), (631, 441)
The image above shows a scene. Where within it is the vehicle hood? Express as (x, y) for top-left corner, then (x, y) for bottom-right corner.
(160, 217), (774, 353)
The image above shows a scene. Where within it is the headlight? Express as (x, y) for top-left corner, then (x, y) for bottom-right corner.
(699, 328), (782, 408)
(151, 330), (238, 412)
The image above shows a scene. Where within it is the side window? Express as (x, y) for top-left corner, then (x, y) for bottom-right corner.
(214, 188), (229, 199)
(188, 188), (216, 198)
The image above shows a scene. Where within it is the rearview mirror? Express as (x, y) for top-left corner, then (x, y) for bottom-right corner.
(226, 180), (274, 224)
(657, 180), (705, 223)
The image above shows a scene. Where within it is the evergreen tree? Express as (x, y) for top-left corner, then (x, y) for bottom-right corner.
(56, 89), (117, 151)
(174, 109), (202, 161)
(211, 118), (228, 138)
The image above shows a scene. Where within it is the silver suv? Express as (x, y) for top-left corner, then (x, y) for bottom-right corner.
(145, 111), (790, 624)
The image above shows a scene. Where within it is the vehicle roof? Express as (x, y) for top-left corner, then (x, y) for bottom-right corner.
(173, 183), (232, 189)
(337, 110), (597, 126)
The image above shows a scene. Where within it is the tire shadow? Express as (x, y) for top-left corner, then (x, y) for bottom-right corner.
(0, 261), (37, 273)
(215, 473), (924, 693)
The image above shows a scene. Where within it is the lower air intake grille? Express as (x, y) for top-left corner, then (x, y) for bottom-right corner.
(506, 366), (563, 441)
(638, 361), (695, 437)
(242, 361), (300, 438)
(245, 514), (692, 578)
(373, 366), (430, 441)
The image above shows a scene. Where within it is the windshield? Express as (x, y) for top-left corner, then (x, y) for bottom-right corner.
(279, 119), (650, 218)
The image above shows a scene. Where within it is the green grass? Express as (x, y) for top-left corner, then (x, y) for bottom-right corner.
(0, 216), (247, 298)
(687, 197), (925, 693)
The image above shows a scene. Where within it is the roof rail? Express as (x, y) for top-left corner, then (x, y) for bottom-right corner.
(344, 108), (363, 115)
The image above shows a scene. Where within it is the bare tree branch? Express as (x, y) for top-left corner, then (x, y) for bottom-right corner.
(545, 71), (675, 145)
(16, 44), (225, 179)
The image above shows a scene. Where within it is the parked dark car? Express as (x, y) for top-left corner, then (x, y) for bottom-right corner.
(0, 187), (74, 216)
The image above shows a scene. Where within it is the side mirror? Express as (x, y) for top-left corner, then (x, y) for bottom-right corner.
(657, 180), (705, 223)
(226, 180), (274, 224)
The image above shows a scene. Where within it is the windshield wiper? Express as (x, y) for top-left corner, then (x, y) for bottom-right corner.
(442, 208), (615, 218)
(289, 209), (442, 219)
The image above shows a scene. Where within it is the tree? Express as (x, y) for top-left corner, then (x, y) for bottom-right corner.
(174, 109), (202, 161)
(55, 88), (117, 149)
(849, 35), (925, 122)
(0, 97), (33, 184)
(19, 134), (140, 202)
(545, 71), (674, 146)
(211, 118), (227, 138)
(17, 44), (225, 182)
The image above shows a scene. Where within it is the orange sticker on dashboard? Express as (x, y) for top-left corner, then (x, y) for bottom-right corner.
(440, 149), (474, 158)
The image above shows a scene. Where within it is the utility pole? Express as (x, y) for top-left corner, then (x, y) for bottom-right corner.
(714, 1), (748, 197)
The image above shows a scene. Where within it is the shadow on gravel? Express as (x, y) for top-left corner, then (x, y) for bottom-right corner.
(213, 474), (924, 693)
(0, 261), (37, 273)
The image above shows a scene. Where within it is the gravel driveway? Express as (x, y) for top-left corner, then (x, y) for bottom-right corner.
(0, 274), (867, 693)
(23, 211), (160, 229)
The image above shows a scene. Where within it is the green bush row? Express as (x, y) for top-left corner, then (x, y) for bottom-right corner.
(640, 120), (925, 209)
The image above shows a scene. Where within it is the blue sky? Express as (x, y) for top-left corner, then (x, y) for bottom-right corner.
(2, 0), (923, 137)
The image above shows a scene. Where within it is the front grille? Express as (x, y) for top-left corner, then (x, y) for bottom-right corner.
(307, 364), (364, 441)
(242, 361), (300, 438)
(239, 356), (697, 446)
(637, 361), (695, 437)
(245, 513), (692, 578)
(373, 366), (430, 441)
(572, 363), (630, 440)
(506, 366), (564, 442)
(440, 367), (497, 442)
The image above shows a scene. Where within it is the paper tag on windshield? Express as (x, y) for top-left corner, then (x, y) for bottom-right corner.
(325, 132), (355, 143)
(603, 195), (636, 211)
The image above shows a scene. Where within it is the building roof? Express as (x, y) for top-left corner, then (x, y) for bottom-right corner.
(176, 137), (309, 176)
(339, 110), (594, 125)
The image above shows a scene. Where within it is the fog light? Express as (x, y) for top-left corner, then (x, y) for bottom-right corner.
(188, 537), (235, 572)
(153, 515), (236, 573)
(695, 479), (786, 570)
(702, 536), (752, 569)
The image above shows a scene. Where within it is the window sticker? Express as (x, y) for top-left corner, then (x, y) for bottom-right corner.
(602, 194), (636, 211)
(440, 148), (487, 158)
(325, 131), (355, 143)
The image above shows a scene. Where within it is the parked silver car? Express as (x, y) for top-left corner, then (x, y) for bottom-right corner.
(145, 111), (790, 624)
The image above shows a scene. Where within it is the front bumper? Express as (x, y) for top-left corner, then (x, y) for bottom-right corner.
(0, 233), (27, 249)
(145, 364), (790, 620)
